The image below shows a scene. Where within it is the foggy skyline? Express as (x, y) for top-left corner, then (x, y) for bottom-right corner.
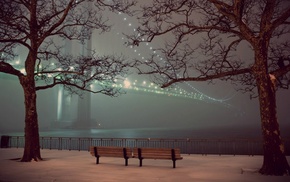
(1, 2), (290, 139)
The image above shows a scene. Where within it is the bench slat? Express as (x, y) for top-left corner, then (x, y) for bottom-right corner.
(90, 146), (133, 157)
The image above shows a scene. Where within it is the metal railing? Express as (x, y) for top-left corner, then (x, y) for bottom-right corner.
(3, 136), (290, 156)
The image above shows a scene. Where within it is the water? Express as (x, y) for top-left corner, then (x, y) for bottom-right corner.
(5, 126), (273, 139)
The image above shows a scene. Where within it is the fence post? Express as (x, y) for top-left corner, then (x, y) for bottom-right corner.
(49, 137), (52, 150)
(217, 140), (220, 155)
(16, 136), (19, 148)
(78, 138), (81, 151)
(1, 135), (10, 148)
(233, 140), (236, 156)
(185, 138), (189, 155)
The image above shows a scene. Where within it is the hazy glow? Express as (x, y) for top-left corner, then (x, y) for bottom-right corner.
(124, 79), (131, 88)
(20, 68), (26, 74)
(57, 86), (63, 121)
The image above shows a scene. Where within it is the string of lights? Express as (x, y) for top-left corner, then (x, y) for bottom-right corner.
(115, 12), (235, 104)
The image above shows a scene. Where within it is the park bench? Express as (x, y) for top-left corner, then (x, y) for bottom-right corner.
(89, 146), (133, 166)
(133, 147), (183, 168)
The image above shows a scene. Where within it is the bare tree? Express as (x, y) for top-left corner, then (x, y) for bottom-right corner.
(0, 0), (136, 162)
(127, 0), (290, 175)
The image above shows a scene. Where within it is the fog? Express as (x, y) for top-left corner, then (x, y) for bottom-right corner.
(1, 72), (290, 139)
(0, 4), (290, 139)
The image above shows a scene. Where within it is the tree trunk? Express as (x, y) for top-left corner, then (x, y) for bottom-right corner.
(19, 75), (42, 162)
(256, 73), (290, 175)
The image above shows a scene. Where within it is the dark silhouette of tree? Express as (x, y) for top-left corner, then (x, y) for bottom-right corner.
(0, 0), (136, 162)
(127, 0), (290, 175)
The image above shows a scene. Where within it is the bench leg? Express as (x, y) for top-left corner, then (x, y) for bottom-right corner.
(173, 160), (176, 168)
(139, 158), (143, 167)
(125, 158), (128, 166)
(96, 156), (100, 164)
(137, 148), (143, 167)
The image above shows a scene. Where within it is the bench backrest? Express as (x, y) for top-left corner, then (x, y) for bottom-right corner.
(133, 147), (182, 159)
(90, 146), (133, 158)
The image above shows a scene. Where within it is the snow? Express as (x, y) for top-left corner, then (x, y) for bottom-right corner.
(0, 148), (289, 182)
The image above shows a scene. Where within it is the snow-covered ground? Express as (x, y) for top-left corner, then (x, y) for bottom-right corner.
(0, 148), (289, 182)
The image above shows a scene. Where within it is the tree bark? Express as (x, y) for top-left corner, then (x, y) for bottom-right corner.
(19, 1), (42, 161)
(19, 75), (42, 162)
(254, 46), (290, 175)
(256, 74), (290, 175)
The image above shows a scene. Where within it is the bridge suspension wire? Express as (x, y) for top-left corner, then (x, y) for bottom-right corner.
(114, 12), (236, 104)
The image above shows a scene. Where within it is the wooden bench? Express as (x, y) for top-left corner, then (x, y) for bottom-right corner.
(89, 146), (133, 166)
(133, 147), (183, 168)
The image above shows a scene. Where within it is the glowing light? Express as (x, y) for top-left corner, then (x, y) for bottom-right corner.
(20, 68), (26, 74)
(124, 79), (131, 88)
(57, 86), (63, 121)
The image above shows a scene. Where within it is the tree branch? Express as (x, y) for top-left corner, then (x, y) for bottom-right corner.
(161, 67), (252, 88)
(0, 61), (23, 77)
